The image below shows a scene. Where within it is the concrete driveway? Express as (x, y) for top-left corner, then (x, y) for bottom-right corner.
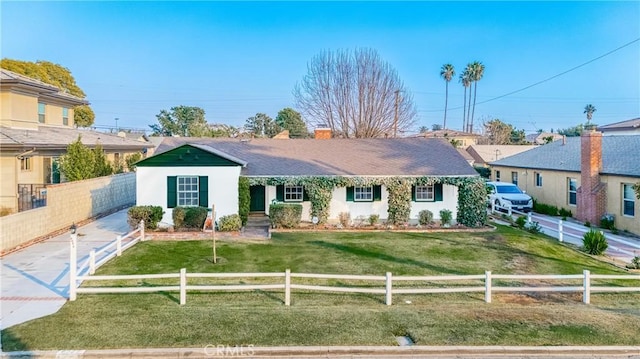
(0, 208), (132, 331)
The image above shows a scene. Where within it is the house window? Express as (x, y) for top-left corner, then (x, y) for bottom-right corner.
(284, 185), (304, 202)
(62, 107), (69, 126)
(354, 186), (373, 202)
(568, 178), (577, 206)
(177, 176), (199, 206)
(511, 172), (518, 186)
(535, 172), (543, 187)
(38, 103), (46, 123)
(495, 170), (501, 182)
(623, 184), (635, 217)
(20, 157), (31, 171)
(415, 185), (434, 201)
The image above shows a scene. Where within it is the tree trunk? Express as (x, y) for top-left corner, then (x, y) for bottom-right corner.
(462, 86), (467, 132)
(443, 81), (449, 129)
(471, 81), (478, 133)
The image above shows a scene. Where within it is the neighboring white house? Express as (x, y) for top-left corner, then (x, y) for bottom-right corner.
(135, 136), (480, 225)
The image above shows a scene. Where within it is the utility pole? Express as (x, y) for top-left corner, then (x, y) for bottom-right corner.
(393, 90), (399, 138)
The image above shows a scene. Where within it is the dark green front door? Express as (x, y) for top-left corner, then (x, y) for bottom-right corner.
(249, 185), (265, 212)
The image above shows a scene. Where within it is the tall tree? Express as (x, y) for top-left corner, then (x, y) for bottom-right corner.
(440, 64), (455, 129)
(149, 106), (208, 137)
(484, 119), (514, 145)
(584, 104), (597, 124)
(469, 61), (485, 134)
(1, 58), (95, 127)
(558, 124), (584, 137)
(294, 48), (417, 138)
(244, 113), (281, 138)
(460, 70), (471, 133)
(275, 108), (309, 138)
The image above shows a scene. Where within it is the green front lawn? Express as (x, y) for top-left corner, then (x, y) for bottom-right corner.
(3, 225), (639, 350)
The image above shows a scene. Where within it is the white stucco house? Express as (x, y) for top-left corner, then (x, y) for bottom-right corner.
(135, 134), (480, 225)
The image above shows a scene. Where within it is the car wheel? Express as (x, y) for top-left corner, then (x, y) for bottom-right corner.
(495, 199), (503, 212)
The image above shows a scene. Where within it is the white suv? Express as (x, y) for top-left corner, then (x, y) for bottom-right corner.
(486, 181), (533, 212)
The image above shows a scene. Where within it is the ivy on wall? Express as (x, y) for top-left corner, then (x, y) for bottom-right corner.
(246, 175), (487, 227)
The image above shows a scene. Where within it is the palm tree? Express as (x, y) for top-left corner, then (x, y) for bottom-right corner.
(460, 70), (471, 132)
(469, 61), (485, 133)
(464, 64), (474, 132)
(584, 104), (597, 124)
(440, 64), (455, 129)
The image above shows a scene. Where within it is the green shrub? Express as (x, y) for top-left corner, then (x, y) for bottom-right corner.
(583, 229), (608, 255)
(439, 209), (452, 226)
(173, 206), (208, 230)
(526, 221), (542, 234)
(339, 212), (351, 227)
(474, 166), (491, 179)
(532, 199), (559, 216)
(558, 208), (572, 218)
(584, 221), (591, 228)
(238, 177), (250, 226)
(515, 216), (527, 229)
(218, 214), (242, 232)
(626, 256), (640, 270)
(600, 213), (615, 230)
(418, 210), (434, 225)
(368, 214), (380, 226)
(172, 207), (186, 229)
(269, 203), (302, 228)
(127, 205), (164, 229)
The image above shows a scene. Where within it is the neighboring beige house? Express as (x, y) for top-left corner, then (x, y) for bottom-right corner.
(0, 69), (150, 214)
(421, 129), (482, 148)
(489, 131), (639, 235)
(597, 118), (640, 136)
(466, 145), (536, 168)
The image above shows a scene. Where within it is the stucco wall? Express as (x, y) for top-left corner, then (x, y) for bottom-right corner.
(0, 173), (136, 253)
(491, 165), (639, 235)
(136, 166), (241, 224)
(263, 184), (459, 224)
(0, 90), (39, 129)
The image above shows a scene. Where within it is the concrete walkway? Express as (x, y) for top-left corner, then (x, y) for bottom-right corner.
(0, 208), (131, 331)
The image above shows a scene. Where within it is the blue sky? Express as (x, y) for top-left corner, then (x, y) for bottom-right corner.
(2, 1), (639, 135)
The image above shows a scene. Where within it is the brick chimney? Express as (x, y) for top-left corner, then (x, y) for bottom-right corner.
(314, 127), (332, 139)
(576, 130), (607, 224)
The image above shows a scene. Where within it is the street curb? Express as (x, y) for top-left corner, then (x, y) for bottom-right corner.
(3, 345), (640, 358)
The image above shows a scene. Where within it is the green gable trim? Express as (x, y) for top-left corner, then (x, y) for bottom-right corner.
(137, 144), (244, 167)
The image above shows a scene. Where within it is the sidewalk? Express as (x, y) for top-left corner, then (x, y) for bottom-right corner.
(0, 208), (131, 331)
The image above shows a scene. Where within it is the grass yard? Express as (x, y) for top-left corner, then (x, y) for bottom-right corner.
(2, 225), (639, 350)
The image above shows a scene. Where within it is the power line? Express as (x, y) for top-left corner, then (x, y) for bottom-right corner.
(420, 38), (640, 113)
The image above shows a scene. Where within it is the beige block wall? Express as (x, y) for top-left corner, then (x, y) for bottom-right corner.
(0, 173), (136, 252)
(0, 154), (17, 211)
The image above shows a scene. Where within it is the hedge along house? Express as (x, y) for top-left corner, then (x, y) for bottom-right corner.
(135, 135), (487, 227)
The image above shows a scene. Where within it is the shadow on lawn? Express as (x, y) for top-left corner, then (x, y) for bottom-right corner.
(310, 240), (459, 274)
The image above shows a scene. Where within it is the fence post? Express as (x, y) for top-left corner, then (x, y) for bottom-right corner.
(583, 269), (591, 304)
(485, 271), (492, 303)
(69, 233), (77, 301)
(527, 212), (532, 224)
(140, 220), (145, 241)
(89, 250), (96, 275)
(285, 269), (291, 306)
(507, 204), (512, 217)
(180, 268), (186, 305)
(116, 235), (122, 256)
(491, 201), (495, 214)
(558, 220), (564, 242)
(385, 272), (392, 306)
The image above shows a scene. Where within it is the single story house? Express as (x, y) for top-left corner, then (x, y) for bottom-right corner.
(135, 133), (482, 226)
(489, 131), (639, 235)
(466, 145), (536, 168)
(597, 118), (640, 136)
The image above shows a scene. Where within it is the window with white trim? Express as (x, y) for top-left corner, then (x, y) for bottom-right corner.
(38, 103), (46, 123)
(511, 172), (518, 186)
(415, 185), (434, 201)
(62, 107), (69, 126)
(354, 186), (373, 201)
(623, 184), (635, 217)
(495, 170), (501, 182)
(568, 178), (577, 206)
(535, 172), (543, 187)
(285, 185), (303, 202)
(177, 176), (199, 206)
(20, 157), (31, 171)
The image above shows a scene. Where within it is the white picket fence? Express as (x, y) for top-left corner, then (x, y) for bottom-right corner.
(73, 269), (640, 306)
(70, 220), (146, 300)
(490, 203), (640, 257)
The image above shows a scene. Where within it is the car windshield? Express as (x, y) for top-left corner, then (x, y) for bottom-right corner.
(496, 185), (522, 194)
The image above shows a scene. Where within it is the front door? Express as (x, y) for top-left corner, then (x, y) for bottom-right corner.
(249, 185), (265, 212)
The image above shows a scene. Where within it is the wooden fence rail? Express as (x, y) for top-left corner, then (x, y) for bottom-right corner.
(72, 269), (640, 306)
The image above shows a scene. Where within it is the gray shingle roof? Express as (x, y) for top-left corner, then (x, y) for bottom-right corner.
(1, 69), (88, 104)
(0, 126), (150, 151)
(156, 137), (478, 177)
(491, 135), (640, 177)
